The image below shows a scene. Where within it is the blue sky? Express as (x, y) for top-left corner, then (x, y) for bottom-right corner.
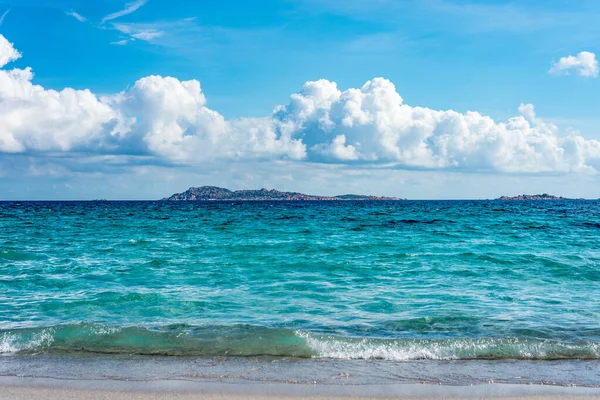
(0, 0), (599, 199)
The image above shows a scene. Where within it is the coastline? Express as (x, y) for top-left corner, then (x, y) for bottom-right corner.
(2, 377), (600, 400)
(2, 355), (600, 399)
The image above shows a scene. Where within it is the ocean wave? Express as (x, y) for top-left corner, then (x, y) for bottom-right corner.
(1, 324), (598, 360)
(0, 324), (312, 357)
(0, 330), (55, 354)
(298, 332), (600, 361)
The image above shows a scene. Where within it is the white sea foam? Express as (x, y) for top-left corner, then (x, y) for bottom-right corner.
(297, 331), (452, 360)
(0, 330), (54, 354)
(296, 331), (600, 361)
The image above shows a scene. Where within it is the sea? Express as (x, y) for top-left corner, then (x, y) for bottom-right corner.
(1, 200), (599, 387)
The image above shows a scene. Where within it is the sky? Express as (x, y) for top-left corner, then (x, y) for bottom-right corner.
(0, 0), (599, 200)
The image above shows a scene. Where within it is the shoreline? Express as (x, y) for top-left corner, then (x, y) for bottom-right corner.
(2, 377), (600, 399)
(2, 355), (600, 388)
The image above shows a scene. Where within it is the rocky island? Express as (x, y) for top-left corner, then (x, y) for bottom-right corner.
(496, 193), (578, 200)
(163, 186), (403, 201)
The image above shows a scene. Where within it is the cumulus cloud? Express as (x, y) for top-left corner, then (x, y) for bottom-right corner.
(0, 70), (123, 153)
(0, 35), (20, 68)
(549, 51), (599, 78)
(271, 78), (600, 173)
(1, 34), (600, 174)
(313, 135), (360, 161)
(0, 36), (303, 162)
(109, 75), (305, 162)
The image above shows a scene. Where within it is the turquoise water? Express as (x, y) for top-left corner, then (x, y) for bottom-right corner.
(1, 200), (600, 374)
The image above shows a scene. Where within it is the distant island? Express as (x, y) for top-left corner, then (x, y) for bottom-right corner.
(163, 186), (403, 201)
(496, 193), (581, 201)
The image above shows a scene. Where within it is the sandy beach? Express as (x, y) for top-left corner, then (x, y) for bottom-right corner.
(2, 388), (600, 400)
(3, 386), (600, 400)
(2, 377), (600, 400)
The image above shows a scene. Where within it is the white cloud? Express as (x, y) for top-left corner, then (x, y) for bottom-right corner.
(65, 11), (87, 23)
(0, 35), (20, 68)
(0, 9), (9, 26)
(313, 135), (360, 161)
(272, 78), (600, 173)
(131, 30), (163, 41)
(113, 23), (164, 43)
(76, 1), (159, 45)
(109, 75), (305, 162)
(549, 51), (599, 78)
(110, 39), (131, 46)
(0, 68), (122, 153)
(101, 0), (147, 24)
(1, 34), (600, 175)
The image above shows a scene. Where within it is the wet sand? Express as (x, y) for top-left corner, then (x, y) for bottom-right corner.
(2, 377), (600, 400)
(3, 387), (600, 400)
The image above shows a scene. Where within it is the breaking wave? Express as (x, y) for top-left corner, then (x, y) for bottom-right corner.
(2, 324), (599, 360)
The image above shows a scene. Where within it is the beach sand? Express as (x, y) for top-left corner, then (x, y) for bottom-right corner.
(2, 377), (600, 400)
(3, 386), (600, 400)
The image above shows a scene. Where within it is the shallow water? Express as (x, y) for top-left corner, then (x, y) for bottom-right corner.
(2, 354), (600, 387)
(1, 200), (599, 384)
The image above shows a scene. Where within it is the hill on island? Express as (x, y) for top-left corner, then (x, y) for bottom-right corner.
(163, 186), (402, 201)
(496, 194), (583, 200)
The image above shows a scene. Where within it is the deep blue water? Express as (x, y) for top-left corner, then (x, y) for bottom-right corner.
(1, 200), (599, 365)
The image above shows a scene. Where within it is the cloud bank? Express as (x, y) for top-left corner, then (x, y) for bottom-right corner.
(1, 34), (599, 174)
(550, 51), (599, 78)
